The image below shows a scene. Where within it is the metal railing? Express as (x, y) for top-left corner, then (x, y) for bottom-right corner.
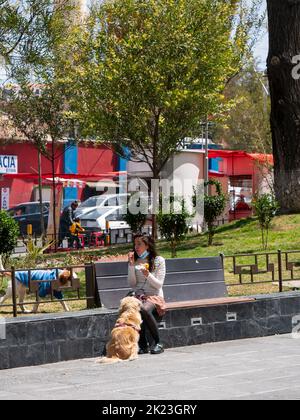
(222, 250), (300, 294)
(214, 217), (230, 227)
(3, 249), (299, 318)
(15, 226), (152, 254)
(0, 264), (96, 318)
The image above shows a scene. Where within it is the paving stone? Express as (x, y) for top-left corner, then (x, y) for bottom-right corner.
(2, 334), (300, 400)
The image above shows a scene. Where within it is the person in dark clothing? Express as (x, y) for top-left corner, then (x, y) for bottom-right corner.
(59, 201), (79, 246)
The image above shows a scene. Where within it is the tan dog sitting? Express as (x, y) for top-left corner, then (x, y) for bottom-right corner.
(98, 296), (142, 364)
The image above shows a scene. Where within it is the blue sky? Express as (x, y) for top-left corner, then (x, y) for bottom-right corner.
(253, 0), (268, 69)
(254, 31), (268, 69)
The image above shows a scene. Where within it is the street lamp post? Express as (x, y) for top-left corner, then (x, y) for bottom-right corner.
(51, 139), (58, 252)
(204, 117), (209, 196)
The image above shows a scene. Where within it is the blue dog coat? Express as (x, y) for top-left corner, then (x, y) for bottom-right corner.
(15, 270), (64, 299)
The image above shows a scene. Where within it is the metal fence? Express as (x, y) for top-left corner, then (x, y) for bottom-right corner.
(0, 264), (96, 318)
(15, 226), (153, 254)
(3, 249), (300, 318)
(222, 250), (300, 295)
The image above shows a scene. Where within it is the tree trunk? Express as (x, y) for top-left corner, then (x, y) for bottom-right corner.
(37, 150), (46, 244)
(267, 0), (300, 212)
(151, 185), (158, 240)
(171, 241), (177, 258)
(208, 224), (214, 246)
(0, 255), (4, 271)
(151, 117), (160, 240)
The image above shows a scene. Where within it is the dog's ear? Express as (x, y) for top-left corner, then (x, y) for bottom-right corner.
(119, 296), (134, 312)
(59, 270), (71, 285)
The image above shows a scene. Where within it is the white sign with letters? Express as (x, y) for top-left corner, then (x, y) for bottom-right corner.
(0, 155), (18, 174)
(1, 188), (10, 210)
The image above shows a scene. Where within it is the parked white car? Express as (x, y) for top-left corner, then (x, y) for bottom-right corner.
(79, 206), (130, 232)
(75, 193), (130, 218)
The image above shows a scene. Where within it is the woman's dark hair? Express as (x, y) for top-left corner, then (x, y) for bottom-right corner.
(133, 233), (157, 272)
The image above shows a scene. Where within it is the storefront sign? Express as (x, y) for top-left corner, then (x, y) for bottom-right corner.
(1, 188), (10, 210)
(0, 155), (18, 174)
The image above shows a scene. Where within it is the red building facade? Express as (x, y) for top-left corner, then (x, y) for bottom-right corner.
(208, 150), (274, 222)
(0, 141), (118, 209)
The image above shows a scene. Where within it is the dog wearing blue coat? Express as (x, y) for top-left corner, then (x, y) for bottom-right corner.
(0, 269), (75, 313)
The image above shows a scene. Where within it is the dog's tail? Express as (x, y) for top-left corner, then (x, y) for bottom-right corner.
(97, 356), (122, 364)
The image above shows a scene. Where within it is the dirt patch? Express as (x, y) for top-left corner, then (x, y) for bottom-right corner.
(272, 225), (296, 232)
(94, 254), (128, 263)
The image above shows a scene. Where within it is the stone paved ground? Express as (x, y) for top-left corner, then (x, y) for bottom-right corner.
(1, 334), (300, 400)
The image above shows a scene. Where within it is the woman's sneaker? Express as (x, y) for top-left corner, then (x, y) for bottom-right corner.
(150, 343), (164, 354)
(138, 346), (150, 355)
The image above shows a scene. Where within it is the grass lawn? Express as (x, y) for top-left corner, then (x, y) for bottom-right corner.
(157, 214), (300, 259)
(21, 213), (300, 262)
(1, 214), (300, 317)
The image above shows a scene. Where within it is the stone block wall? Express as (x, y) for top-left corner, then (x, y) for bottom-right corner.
(0, 292), (299, 370)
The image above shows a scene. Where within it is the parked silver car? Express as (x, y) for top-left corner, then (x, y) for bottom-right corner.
(79, 206), (130, 232)
(75, 193), (129, 218)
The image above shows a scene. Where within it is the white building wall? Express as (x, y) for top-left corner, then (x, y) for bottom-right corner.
(127, 150), (205, 229)
(162, 150), (205, 227)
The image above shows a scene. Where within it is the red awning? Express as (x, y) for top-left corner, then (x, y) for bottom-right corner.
(208, 150), (273, 165)
(208, 171), (225, 178)
(2, 171), (127, 180)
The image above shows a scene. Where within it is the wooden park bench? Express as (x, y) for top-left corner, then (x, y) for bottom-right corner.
(93, 257), (254, 310)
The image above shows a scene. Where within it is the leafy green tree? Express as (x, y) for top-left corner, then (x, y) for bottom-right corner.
(3, 73), (78, 250)
(157, 198), (191, 258)
(65, 0), (261, 236)
(124, 194), (148, 234)
(214, 59), (272, 153)
(0, 210), (19, 268)
(0, 0), (72, 66)
(2, 1), (83, 249)
(252, 193), (279, 250)
(204, 180), (227, 246)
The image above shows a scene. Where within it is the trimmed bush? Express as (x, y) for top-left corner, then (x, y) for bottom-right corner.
(0, 210), (19, 267)
(157, 198), (192, 257)
(252, 194), (279, 250)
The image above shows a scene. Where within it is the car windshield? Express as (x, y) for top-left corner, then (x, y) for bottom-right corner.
(79, 196), (107, 208)
(80, 207), (116, 219)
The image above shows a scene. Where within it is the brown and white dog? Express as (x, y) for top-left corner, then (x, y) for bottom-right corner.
(0, 269), (76, 313)
(98, 296), (142, 364)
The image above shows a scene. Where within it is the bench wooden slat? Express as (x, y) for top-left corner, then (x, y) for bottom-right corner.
(96, 269), (225, 291)
(166, 257), (223, 272)
(165, 297), (255, 310)
(163, 282), (226, 302)
(165, 270), (224, 285)
(95, 257), (223, 277)
(96, 281), (227, 309)
(95, 262), (128, 277)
